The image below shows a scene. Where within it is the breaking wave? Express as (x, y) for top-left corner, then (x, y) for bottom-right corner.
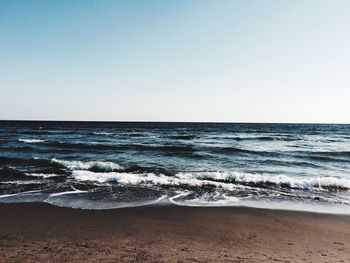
(52, 158), (123, 172)
(188, 171), (350, 191)
(18, 139), (46, 144)
(92, 132), (113, 136)
(168, 134), (200, 140)
(70, 170), (350, 191)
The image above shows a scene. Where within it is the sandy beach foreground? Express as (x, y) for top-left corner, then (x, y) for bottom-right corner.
(0, 204), (349, 262)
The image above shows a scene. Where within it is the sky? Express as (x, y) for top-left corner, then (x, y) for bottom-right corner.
(1, 0), (350, 123)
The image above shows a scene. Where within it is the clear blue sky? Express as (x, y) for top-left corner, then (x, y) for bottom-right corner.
(1, 0), (349, 123)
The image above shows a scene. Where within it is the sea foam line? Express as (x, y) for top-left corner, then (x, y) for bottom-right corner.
(52, 158), (123, 171)
(0, 190), (43, 199)
(71, 170), (253, 191)
(92, 132), (113, 136)
(26, 173), (65, 179)
(70, 170), (350, 191)
(49, 188), (88, 197)
(181, 171), (350, 190)
(18, 139), (45, 143)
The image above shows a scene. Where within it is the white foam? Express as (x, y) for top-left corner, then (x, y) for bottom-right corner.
(0, 190), (42, 199)
(49, 188), (88, 197)
(26, 173), (65, 179)
(18, 139), (45, 143)
(169, 191), (191, 204)
(71, 170), (174, 185)
(171, 192), (240, 207)
(70, 170), (247, 191)
(71, 170), (350, 191)
(52, 158), (123, 171)
(0, 180), (43, 185)
(93, 132), (113, 135)
(187, 171), (350, 190)
(45, 194), (168, 210)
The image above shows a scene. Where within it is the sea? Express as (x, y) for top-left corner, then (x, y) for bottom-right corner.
(0, 121), (350, 214)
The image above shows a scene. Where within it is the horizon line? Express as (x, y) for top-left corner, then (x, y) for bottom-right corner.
(0, 119), (349, 125)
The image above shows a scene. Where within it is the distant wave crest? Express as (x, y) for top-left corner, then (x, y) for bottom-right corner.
(52, 158), (123, 172)
(18, 139), (46, 144)
(92, 132), (113, 136)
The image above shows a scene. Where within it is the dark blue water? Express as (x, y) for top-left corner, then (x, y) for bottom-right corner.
(1, 121), (350, 213)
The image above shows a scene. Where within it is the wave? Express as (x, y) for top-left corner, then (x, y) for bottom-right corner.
(258, 159), (321, 168)
(293, 150), (350, 157)
(0, 166), (66, 181)
(18, 139), (46, 144)
(122, 165), (174, 177)
(168, 134), (200, 140)
(52, 158), (123, 172)
(127, 132), (143, 137)
(233, 136), (296, 141)
(314, 151), (350, 158)
(209, 135), (298, 142)
(70, 170), (245, 192)
(0, 190), (43, 199)
(49, 188), (88, 197)
(2, 156), (66, 172)
(42, 141), (111, 150)
(92, 132), (113, 136)
(187, 171), (350, 191)
(36, 141), (196, 154)
(157, 145), (195, 153)
(207, 147), (350, 160)
(5, 146), (36, 152)
(70, 170), (350, 191)
(45, 193), (168, 210)
(170, 192), (240, 207)
(299, 155), (347, 163)
(292, 151), (350, 163)
(0, 180), (46, 185)
(25, 173), (66, 179)
(107, 144), (196, 154)
(18, 130), (50, 135)
(209, 146), (264, 155)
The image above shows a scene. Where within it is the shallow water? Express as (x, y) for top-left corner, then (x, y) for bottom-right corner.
(1, 121), (350, 213)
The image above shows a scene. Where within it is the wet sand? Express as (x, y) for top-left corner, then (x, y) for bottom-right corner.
(0, 203), (349, 262)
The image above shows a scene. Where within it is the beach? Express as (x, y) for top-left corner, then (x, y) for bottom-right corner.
(0, 203), (349, 262)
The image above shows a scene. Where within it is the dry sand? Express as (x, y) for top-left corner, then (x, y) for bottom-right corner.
(0, 203), (349, 262)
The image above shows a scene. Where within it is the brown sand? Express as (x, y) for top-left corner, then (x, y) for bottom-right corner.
(0, 203), (349, 262)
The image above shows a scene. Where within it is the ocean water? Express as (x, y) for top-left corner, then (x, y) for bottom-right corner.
(0, 121), (350, 213)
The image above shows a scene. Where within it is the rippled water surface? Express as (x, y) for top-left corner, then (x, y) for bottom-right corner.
(1, 121), (350, 213)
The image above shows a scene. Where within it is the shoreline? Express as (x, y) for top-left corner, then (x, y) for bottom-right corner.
(1, 203), (349, 262)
